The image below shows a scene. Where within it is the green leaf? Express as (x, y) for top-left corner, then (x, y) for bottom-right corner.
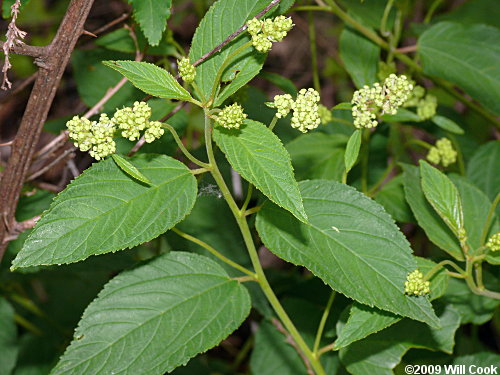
(286, 133), (347, 182)
(260, 72), (297, 96)
(418, 22), (500, 115)
(50, 252), (251, 375)
(334, 257), (449, 349)
(96, 28), (177, 56)
(103, 61), (193, 101)
(452, 352), (500, 369)
(189, 0), (293, 104)
(338, 0), (394, 30)
(12, 155), (197, 268)
(213, 119), (307, 223)
(442, 276), (500, 325)
(402, 164), (463, 260)
(344, 129), (362, 173)
(112, 154), (151, 184)
(381, 108), (421, 123)
(450, 175), (499, 251)
(131, 0), (172, 46)
(339, 304), (461, 375)
(467, 141), (500, 202)
(256, 180), (440, 327)
(420, 161), (464, 239)
(431, 115), (464, 134)
(340, 28), (380, 88)
(0, 298), (17, 375)
(374, 176), (413, 223)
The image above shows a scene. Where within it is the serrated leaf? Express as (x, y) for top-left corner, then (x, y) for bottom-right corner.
(402, 164), (463, 260)
(452, 352), (500, 368)
(0, 298), (17, 375)
(12, 155), (197, 268)
(432, 115), (464, 134)
(286, 133), (348, 182)
(50, 252), (251, 375)
(112, 154), (151, 184)
(256, 179), (440, 327)
(189, 0), (291, 103)
(214, 119), (307, 223)
(420, 161), (464, 239)
(340, 28), (380, 88)
(103, 61), (193, 101)
(344, 130), (362, 173)
(467, 141), (500, 202)
(334, 257), (449, 349)
(418, 22), (500, 115)
(131, 0), (172, 46)
(339, 304), (460, 375)
(260, 72), (297, 96)
(450, 175), (499, 252)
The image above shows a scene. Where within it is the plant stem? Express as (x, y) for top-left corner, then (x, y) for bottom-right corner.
(360, 129), (371, 194)
(172, 227), (256, 278)
(480, 192), (500, 245)
(424, 0), (443, 24)
(424, 259), (465, 281)
(313, 291), (336, 355)
(161, 123), (211, 168)
(268, 115), (279, 131)
(308, 11), (321, 93)
(367, 159), (396, 196)
(240, 184), (253, 214)
(380, 0), (394, 36)
(204, 111), (327, 375)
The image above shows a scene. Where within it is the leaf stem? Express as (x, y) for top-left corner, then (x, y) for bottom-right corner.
(480, 192), (500, 246)
(161, 123), (211, 168)
(423, 259), (465, 281)
(313, 291), (336, 356)
(380, 0), (394, 36)
(171, 227), (256, 278)
(268, 115), (279, 131)
(360, 129), (371, 194)
(240, 184), (254, 214)
(204, 111), (327, 375)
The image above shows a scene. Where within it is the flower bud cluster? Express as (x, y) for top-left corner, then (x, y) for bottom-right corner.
(486, 232), (500, 252)
(273, 94), (294, 118)
(318, 104), (332, 125)
(177, 57), (196, 83)
(405, 270), (430, 296)
(247, 16), (294, 53)
(214, 103), (247, 129)
(291, 88), (321, 133)
(113, 101), (164, 143)
(66, 101), (165, 160)
(426, 138), (457, 167)
(67, 115), (116, 160)
(416, 94), (437, 120)
(351, 74), (413, 129)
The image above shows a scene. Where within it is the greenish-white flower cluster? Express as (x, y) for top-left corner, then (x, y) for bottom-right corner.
(318, 104), (332, 124)
(351, 74), (413, 129)
(113, 101), (164, 143)
(426, 138), (457, 167)
(404, 270), (430, 296)
(67, 115), (116, 160)
(67, 101), (164, 160)
(214, 103), (247, 129)
(177, 57), (196, 83)
(486, 232), (500, 252)
(272, 88), (321, 133)
(404, 84), (437, 120)
(247, 16), (294, 53)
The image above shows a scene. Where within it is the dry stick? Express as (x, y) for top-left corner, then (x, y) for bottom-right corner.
(0, 0), (96, 262)
(27, 149), (74, 181)
(271, 318), (314, 375)
(92, 13), (129, 36)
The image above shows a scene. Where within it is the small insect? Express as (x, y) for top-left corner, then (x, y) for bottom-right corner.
(331, 226), (340, 233)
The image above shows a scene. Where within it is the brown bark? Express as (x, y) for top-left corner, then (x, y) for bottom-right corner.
(0, 0), (96, 261)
